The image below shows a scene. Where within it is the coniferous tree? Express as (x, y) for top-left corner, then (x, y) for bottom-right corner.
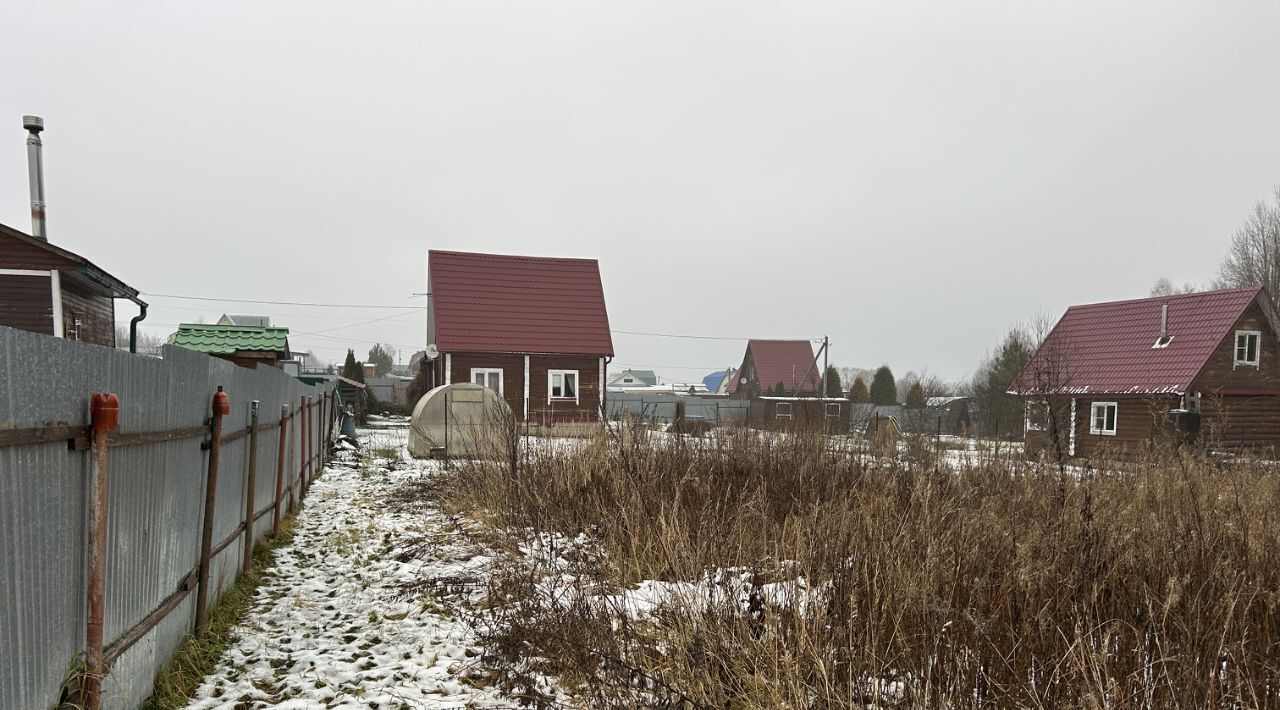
(773, 382), (787, 396)
(848, 376), (870, 403)
(823, 366), (843, 397)
(367, 343), (394, 377)
(869, 366), (897, 405)
(906, 381), (927, 409)
(341, 349), (361, 380)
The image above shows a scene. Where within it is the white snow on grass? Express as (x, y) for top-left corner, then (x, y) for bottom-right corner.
(184, 424), (529, 710)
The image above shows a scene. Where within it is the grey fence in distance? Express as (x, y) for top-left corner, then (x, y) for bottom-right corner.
(606, 392), (750, 424)
(0, 326), (335, 710)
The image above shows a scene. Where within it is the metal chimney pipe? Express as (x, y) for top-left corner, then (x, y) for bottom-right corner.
(1161, 303), (1169, 340)
(23, 115), (47, 241)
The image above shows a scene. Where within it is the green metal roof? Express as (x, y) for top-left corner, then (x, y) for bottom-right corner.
(173, 324), (291, 355)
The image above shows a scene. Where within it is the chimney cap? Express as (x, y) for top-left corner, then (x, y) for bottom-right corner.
(22, 115), (43, 133)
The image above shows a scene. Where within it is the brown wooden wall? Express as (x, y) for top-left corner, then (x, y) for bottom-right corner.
(1192, 302), (1280, 393)
(1200, 395), (1280, 451)
(60, 278), (116, 347)
(0, 273), (54, 335)
(1025, 395), (1174, 459)
(1189, 301), (1280, 450)
(439, 351), (604, 422)
(0, 230), (77, 270)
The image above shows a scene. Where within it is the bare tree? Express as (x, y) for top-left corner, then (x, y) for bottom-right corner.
(1214, 185), (1280, 299)
(114, 324), (164, 355)
(1150, 277), (1199, 297)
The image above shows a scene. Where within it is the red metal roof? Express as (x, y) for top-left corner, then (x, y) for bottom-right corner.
(733, 339), (819, 393)
(1011, 287), (1271, 395)
(429, 250), (613, 356)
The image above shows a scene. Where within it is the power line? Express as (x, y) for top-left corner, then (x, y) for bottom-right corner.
(611, 329), (821, 343)
(142, 293), (421, 309)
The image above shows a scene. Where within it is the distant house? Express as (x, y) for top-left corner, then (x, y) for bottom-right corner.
(216, 313), (271, 327)
(0, 221), (144, 349)
(1011, 286), (1280, 457)
(702, 368), (734, 395)
(173, 323), (292, 370)
(608, 369), (658, 388)
(426, 250), (614, 423)
(748, 396), (850, 431)
(336, 376), (368, 424)
(728, 339), (819, 398)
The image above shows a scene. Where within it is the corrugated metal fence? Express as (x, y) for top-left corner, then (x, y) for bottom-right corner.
(607, 392), (751, 424)
(0, 326), (336, 710)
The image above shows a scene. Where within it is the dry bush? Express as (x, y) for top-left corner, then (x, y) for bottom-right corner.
(440, 430), (1280, 708)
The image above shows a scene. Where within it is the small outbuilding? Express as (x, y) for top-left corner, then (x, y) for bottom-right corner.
(408, 383), (514, 458)
(172, 323), (292, 369)
(747, 396), (850, 432)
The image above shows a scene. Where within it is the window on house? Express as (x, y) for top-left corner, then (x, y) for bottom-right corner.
(1090, 402), (1117, 436)
(549, 370), (578, 401)
(825, 402), (841, 421)
(1235, 330), (1261, 367)
(1025, 401), (1049, 431)
(471, 368), (503, 395)
(776, 402), (792, 421)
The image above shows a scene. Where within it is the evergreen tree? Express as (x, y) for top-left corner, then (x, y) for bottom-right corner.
(848, 376), (870, 403)
(367, 343), (394, 377)
(971, 329), (1035, 437)
(773, 381), (786, 396)
(341, 349), (360, 380)
(869, 366), (897, 405)
(406, 357), (432, 405)
(823, 366), (843, 397)
(906, 381), (927, 409)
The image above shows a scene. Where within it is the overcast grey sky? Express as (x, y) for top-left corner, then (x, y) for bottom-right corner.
(3, 1), (1279, 384)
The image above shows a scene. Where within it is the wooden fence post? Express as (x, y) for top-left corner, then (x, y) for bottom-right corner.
(287, 404), (296, 514)
(241, 400), (260, 574)
(299, 395), (308, 493)
(195, 386), (230, 638)
(273, 403), (288, 537)
(84, 392), (119, 710)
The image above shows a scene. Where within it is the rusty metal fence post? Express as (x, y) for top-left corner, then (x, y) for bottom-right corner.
(273, 404), (288, 537)
(299, 395), (308, 492)
(195, 386), (230, 638)
(241, 400), (260, 574)
(84, 392), (119, 710)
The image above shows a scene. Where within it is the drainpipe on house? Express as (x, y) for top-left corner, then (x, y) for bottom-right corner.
(128, 298), (148, 353)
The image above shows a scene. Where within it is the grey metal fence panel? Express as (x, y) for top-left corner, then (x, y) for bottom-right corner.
(0, 328), (333, 710)
(606, 393), (751, 424)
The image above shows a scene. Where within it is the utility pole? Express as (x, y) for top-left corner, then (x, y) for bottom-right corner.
(822, 335), (829, 397)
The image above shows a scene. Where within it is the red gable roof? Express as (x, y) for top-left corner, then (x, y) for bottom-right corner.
(429, 250), (614, 356)
(1011, 287), (1274, 395)
(733, 339), (819, 393)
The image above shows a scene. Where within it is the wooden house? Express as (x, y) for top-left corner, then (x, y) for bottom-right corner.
(747, 396), (850, 431)
(426, 250), (614, 424)
(1011, 286), (1280, 457)
(728, 339), (820, 398)
(0, 221), (143, 348)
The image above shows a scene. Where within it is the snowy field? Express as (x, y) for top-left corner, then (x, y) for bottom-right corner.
(183, 423), (540, 710)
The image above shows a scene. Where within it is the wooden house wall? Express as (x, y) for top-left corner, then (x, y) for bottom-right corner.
(748, 399), (850, 432)
(60, 278), (115, 347)
(0, 231), (77, 270)
(1190, 302), (1280, 450)
(440, 351), (605, 423)
(0, 273), (54, 335)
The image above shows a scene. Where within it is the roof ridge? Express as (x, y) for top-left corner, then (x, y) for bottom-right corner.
(429, 249), (600, 264)
(1065, 286), (1262, 311)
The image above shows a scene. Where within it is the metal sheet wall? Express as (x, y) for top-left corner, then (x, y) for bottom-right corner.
(606, 393), (750, 423)
(0, 327), (332, 710)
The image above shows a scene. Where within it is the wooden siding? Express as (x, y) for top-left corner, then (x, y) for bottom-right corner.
(747, 399), (850, 432)
(60, 278), (116, 347)
(1191, 301), (1280, 450)
(0, 273), (54, 335)
(0, 230), (77, 270)
(440, 351), (604, 423)
(1026, 395), (1175, 459)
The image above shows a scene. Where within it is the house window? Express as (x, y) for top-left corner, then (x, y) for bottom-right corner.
(549, 370), (578, 402)
(1090, 402), (1117, 436)
(1025, 401), (1049, 431)
(1235, 330), (1261, 367)
(471, 368), (503, 395)
(776, 402), (792, 422)
(825, 402), (841, 420)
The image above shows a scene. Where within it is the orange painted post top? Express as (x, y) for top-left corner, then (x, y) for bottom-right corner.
(212, 387), (231, 416)
(90, 392), (120, 432)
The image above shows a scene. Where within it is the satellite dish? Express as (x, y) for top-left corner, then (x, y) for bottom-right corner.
(740, 377), (747, 385)
(425, 344), (439, 360)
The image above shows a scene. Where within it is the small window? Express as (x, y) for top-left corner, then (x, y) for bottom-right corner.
(775, 402), (792, 421)
(1090, 402), (1117, 436)
(471, 368), (503, 395)
(549, 370), (579, 402)
(1025, 401), (1049, 432)
(825, 402), (841, 420)
(1235, 330), (1261, 367)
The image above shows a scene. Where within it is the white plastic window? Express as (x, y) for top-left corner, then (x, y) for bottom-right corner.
(549, 370), (579, 401)
(471, 368), (503, 395)
(1090, 402), (1117, 436)
(1235, 330), (1261, 367)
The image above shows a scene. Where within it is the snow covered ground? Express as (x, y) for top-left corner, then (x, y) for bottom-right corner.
(183, 424), (532, 710)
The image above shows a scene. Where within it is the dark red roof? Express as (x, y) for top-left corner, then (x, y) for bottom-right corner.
(1011, 287), (1273, 395)
(733, 339), (819, 393)
(429, 250), (613, 356)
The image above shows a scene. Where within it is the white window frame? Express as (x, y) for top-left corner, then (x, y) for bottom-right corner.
(1090, 401), (1118, 436)
(825, 402), (841, 420)
(470, 368), (504, 395)
(548, 369), (579, 403)
(775, 402), (792, 422)
(1234, 330), (1261, 368)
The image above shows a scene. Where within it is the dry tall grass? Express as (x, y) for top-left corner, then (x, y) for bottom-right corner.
(440, 428), (1280, 708)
